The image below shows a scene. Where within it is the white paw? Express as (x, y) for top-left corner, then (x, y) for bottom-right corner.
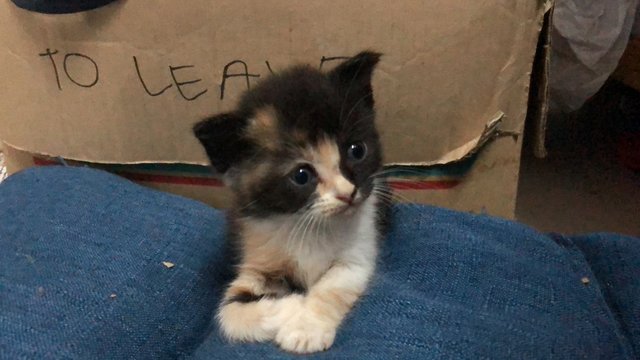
(275, 313), (337, 354)
(217, 300), (278, 342)
(260, 294), (305, 332)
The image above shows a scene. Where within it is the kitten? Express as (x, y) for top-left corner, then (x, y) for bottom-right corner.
(193, 51), (390, 354)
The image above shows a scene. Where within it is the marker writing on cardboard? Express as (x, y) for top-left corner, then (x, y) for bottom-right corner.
(39, 49), (99, 90)
(40, 49), (347, 100)
(133, 55), (172, 96)
(169, 65), (208, 101)
(133, 57), (208, 101)
(219, 60), (260, 100)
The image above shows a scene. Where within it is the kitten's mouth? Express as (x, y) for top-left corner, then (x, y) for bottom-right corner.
(323, 189), (368, 217)
(330, 200), (362, 217)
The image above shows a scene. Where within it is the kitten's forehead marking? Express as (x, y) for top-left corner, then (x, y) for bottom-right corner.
(316, 138), (340, 170)
(307, 137), (354, 197)
(246, 106), (280, 152)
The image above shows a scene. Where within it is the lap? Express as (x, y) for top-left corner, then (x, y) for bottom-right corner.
(1, 167), (637, 359)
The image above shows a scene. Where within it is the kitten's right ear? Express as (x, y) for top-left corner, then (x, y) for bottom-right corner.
(193, 113), (252, 173)
(328, 50), (382, 109)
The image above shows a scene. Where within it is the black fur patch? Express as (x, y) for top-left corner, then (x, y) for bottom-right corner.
(264, 272), (307, 295)
(224, 290), (265, 305)
(222, 273), (306, 306)
(193, 113), (253, 174)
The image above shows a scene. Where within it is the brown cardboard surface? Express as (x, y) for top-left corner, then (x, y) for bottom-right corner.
(3, 144), (33, 176)
(0, 1), (551, 218)
(0, 1), (549, 165)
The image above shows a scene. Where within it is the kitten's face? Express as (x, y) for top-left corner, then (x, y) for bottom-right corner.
(194, 51), (383, 219)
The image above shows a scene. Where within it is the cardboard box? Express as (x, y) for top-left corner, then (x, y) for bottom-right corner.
(0, 1), (552, 219)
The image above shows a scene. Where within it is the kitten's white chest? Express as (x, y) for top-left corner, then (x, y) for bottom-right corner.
(290, 244), (337, 287)
(242, 194), (380, 288)
(287, 196), (379, 287)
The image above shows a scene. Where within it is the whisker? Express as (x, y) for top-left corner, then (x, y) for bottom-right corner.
(372, 192), (398, 206)
(312, 214), (322, 246)
(292, 212), (312, 252)
(285, 214), (303, 250)
(372, 185), (416, 205)
(380, 193), (418, 208)
(236, 199), (259, 212)
(343, 107), (375, 133)
(287, 209), (313, 251)
(298, 210), (317, 253)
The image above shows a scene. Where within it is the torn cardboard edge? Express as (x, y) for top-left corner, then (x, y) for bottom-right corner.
(527, 6), (553, 159)
(7, 147), (472, 191)
(3, 111), (508, 168)
(0, 150), (7, 183)
(386, 111), (508, 166)
(3, 111), (511, 191)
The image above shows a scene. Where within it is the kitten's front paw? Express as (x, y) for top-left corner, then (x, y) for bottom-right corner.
(275, 313), (336, 354)
(217, 300), (277, 342)
(261, 294), (305, 333)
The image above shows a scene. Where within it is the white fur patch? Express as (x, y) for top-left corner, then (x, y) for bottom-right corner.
(245, 192), (379, 287)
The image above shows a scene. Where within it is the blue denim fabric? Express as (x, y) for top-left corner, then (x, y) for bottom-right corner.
(572, 234), (640, 356)
(11, 0), (118, 14)
(0, 167), (638, 359)
(0, 167), (228, 359)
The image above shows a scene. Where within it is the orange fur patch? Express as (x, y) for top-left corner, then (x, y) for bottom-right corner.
(303, 137), (355, 199)
(308, 288), (360, 323)
(239, 220), (301, 286)
(246, 106), (280, 151)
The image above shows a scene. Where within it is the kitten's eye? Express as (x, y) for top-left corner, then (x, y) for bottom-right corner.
(290, 165), (315, 186)
(347, 142), (367, 162)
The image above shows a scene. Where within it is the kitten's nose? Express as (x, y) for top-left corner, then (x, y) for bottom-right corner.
(336, 189), (357, 205)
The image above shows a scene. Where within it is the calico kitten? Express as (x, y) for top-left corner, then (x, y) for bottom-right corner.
(193, 51), (390, 354)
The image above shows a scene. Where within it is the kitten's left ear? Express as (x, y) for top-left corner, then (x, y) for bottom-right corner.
(328, 50), (382, 108)
(193, 113), (252, 174)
